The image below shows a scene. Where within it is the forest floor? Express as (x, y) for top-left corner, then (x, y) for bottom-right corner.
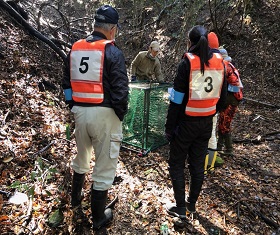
(0, 0), (279, 235)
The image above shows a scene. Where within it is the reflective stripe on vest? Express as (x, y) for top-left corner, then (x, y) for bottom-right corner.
(70, 39), (113, 104)
(184, 53), (224, 116)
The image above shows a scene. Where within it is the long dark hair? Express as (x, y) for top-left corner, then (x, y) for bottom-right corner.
(188, 25), (209, 75)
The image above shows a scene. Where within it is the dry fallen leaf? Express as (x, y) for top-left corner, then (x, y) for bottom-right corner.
(2, 156), (13, 163)
(0, 195), (3, 211)
(0, 215), (9, 222)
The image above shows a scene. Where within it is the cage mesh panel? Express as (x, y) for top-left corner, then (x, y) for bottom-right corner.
(122, 83), (170, 152)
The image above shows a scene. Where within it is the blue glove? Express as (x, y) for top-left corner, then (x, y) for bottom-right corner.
(64, 88), (72, 100)
(64, 88), (73, 109)
(131, 75), (137, 81)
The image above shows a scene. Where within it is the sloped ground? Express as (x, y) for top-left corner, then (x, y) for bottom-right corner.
(0, 1), (279, 235)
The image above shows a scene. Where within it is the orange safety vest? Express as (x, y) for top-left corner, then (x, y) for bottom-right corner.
(70, 39), (113, 104)
(184, 52), (224, 116)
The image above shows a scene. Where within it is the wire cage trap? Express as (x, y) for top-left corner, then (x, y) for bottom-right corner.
(122, 82), (172, 155)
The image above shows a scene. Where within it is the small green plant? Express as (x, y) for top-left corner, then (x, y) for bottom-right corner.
(9, 180), (35, 199)
(9, 157), (58, 199)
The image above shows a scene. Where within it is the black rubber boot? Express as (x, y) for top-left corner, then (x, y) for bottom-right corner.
(71, 172), (86, 223)
(166, 179), (186, 219)
(224, 133), (233, 156)
(217, 131), (224, 151)
(91, 188), (113, 230)
(71, 172), (85, 207)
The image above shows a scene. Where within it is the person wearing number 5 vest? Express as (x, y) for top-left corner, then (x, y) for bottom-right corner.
(165, 25), (227, 218)
(62, 5), (129, 231)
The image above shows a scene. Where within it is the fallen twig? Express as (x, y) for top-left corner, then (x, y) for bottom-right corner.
(243, 97), (280, 109)
(106, 195), (118, 209)
(240, 201), (279, 229)
(2, 110), (10, 126)
(32, 140), (55, 157)
(18, 196), (33, 235)
(264, 131), (280, 136)
(233, 130), (280, 144)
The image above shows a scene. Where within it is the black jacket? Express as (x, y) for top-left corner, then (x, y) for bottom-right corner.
(62, 32), (129, 121)
(165, 48), (227, 135)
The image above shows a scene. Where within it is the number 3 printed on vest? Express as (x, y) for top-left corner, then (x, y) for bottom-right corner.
(190, 70), (223, 100)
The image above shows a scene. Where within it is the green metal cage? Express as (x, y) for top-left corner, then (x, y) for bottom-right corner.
(122, 82), (172, 154)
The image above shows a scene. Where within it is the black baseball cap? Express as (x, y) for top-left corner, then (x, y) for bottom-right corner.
(94, 5), (119, 26)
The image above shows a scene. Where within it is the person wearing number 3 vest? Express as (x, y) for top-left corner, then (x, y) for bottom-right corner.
(165, 25), (227, 218)
(62, 5), (129, 231)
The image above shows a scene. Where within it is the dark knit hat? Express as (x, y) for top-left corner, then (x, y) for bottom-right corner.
(94, 5), (119, 25)
(208, 32), (219, 49)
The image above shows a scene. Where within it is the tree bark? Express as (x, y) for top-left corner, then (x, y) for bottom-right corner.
(0, 0), (67, 64)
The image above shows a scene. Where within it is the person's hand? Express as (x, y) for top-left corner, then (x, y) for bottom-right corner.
(131, 75), (137, 81)
(165, 132), (173, 142)
(165, 126), (179, 142)
(174, 126), (179, 136)
(65, 100), (74, 109)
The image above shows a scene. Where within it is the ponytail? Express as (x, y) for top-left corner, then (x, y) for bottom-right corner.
(188, 26), (210, 75)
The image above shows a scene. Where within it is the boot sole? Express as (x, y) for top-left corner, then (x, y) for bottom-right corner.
(92, 209), (113, 230)
(166, 208), (186, 219)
